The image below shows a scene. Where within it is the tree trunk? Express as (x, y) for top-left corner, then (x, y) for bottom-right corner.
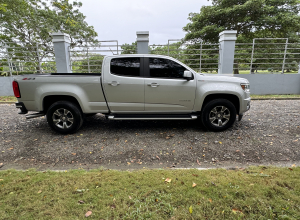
(233, 61), (239, 74)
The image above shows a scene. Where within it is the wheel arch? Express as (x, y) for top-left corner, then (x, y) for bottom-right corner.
(43, 95), (82, 113)
(201, 94), (240, 114)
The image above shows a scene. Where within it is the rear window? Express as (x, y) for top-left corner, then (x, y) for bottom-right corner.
(110, 58), (140, 77)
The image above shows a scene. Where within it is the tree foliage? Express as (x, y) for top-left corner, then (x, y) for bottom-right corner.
(74, 54), (103, 73)
(150, 42), (183, 59)
(183, 0), (300, 73)
(121, 42), (137, 54)
(0, 0), (98, 74)
(0, 0), (97, 44)
(184, 0), (300, 43)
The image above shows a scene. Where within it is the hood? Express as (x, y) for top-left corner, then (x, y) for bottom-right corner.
(196, 73), (249, 84)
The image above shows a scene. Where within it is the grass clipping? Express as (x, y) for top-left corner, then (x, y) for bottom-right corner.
(0, 166), (300, 219)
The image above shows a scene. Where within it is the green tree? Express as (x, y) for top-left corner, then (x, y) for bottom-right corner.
(121, 41), (183, 58)
(183, 0), (300, 73)
(121, 42), (137, 54)
(184, 0), (300, 43)
(150, 42), (182, 58)
(0, 0), (98, 74)
(74, 54), (103, 73)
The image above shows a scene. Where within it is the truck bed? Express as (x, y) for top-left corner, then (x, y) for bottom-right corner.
(14, 73), (109, 114)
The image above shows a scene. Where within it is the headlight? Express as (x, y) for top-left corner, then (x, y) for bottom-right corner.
(241, 83), (250, 92)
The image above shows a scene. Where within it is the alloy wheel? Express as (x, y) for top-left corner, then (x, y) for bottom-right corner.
(209, 106), (230, 127)
(52, 108), (74, 129)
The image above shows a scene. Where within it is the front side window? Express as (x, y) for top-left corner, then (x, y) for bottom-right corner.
(110, 58), (140, 77)
(149, 58), (186, 79)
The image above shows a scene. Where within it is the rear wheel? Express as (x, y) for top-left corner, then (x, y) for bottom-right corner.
(84, 113), (97, 117)
(46, 101), (83, 134)
(201, 99), (236, 131)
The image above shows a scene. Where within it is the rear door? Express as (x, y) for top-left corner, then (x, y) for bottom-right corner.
(102, 57), (145, 112)
(144, 57), (197, 113)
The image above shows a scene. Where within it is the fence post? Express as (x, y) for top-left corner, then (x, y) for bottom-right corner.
(52, 32), (72, 73)
(5, 45), (13, 77)
(199, 41), (203, 73)
(36, 43), (42, 74)
(136, 31), (149, 54)
(282, 38), (288, 74)
(218, 30), (237, 74)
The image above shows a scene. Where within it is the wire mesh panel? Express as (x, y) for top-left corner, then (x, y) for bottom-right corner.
(234, 39), (300, 74)
(69, 41), (137, 73)
(150, 40), (220, 73)
(0, 42), (56, 76)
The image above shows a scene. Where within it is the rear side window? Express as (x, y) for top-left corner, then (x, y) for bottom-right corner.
(149, 58), (186, 79)
(110, 58), (140, 77)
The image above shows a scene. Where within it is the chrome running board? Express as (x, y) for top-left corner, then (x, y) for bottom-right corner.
(26, 113), (45, 119)
(108, 115), (198, 120)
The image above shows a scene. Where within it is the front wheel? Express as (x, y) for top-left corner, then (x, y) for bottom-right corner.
(46, 101), (83, 134)
(201, 99), (236, 131)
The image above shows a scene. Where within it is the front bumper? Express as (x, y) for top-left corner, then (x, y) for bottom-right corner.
(15, 102), (28, 114)
(240, 97), (251, 114)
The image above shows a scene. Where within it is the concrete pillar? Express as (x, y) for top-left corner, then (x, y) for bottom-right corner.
(136, 31), (149, 54)
(52, 32), (72, 73)
(218, 30), (237, 74)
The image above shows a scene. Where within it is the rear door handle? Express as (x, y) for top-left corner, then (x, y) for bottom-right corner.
(108, 81), (120, 86)
(147, 83), (159, 87)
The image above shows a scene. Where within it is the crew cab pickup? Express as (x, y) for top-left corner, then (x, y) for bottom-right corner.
(13, 54), (251, 134)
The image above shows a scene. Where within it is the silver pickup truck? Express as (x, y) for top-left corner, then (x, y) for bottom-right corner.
(13, 54), (251, 134)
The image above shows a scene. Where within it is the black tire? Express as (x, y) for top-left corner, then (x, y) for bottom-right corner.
(46, 101), (83, 134)
(201, 99), (236, 131)
(84, 113), (97, 117)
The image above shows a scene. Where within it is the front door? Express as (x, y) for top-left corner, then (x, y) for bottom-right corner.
(102, 57), (144, 113)
(144, 57), (197, 113)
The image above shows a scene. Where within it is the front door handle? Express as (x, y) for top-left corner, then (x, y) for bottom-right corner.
(147, 83), (159, 87)
(108, 81), (120, 86)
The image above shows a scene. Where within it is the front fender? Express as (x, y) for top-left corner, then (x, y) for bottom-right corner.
(194, 81), (243, 112)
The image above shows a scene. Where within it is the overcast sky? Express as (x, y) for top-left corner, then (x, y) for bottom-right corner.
(78, 0), (211, 45)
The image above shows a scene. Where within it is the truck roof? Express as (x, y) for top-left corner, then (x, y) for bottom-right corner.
(105, 54), (174, 59)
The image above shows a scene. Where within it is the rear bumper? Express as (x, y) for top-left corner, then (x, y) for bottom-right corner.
(15, 102), (28, 114)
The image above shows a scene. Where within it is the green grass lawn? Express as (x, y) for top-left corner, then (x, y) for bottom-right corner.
(251, 94), (300, 99)
(0, 167), (299, 219)
(196, 70), (299, 74)
(0, 96), (17, 102)
(238, 70), (299, 74)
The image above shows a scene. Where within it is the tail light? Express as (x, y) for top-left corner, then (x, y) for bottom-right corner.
(12, 81), (21, 98)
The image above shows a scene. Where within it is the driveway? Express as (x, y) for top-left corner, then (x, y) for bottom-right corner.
(0, 100), (299, 170)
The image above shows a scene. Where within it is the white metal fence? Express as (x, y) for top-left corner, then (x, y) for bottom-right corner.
(149, 40), (220, 73)
(68, 40), (220, 73)
(1, 38), (300, 75)
(69, 41), (136, 73)
(0, 42), (56, 76)
(234, 39), (300, 74)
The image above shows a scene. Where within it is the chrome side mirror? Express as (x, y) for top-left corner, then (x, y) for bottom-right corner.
(183, 71), (193, 80)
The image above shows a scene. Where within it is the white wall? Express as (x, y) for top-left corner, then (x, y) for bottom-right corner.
(234, 74), (300, 95)
(0, 77), (14, 96)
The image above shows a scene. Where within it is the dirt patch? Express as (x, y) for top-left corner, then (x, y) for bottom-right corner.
(0, 100), (299, 170)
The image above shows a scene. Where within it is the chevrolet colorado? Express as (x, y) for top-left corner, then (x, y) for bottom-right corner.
(13, 54), (251, 134)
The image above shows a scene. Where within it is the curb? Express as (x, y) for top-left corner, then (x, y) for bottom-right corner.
(0, 165), (297, 172)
